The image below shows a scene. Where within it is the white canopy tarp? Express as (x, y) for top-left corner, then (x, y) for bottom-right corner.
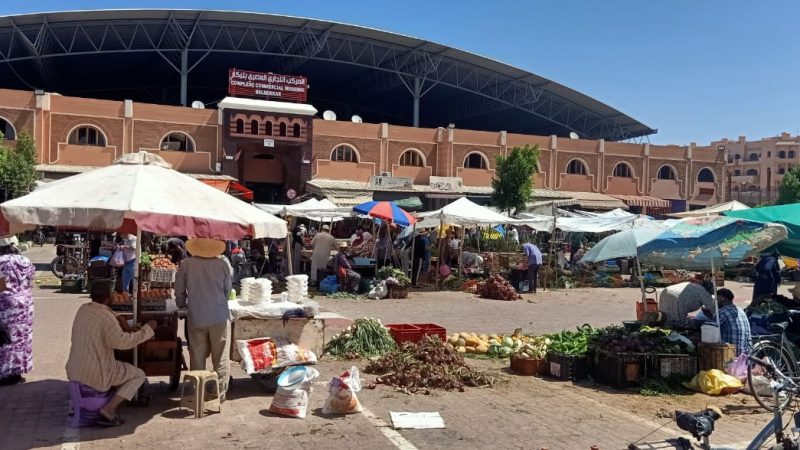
(255, 198), (351, 221)
(1, 152), (288, 239)
(514, 209), (641, 233)
(418, 197), (519, 226)
(665, 200), (750, 218)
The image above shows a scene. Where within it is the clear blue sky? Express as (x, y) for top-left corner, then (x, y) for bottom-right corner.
(4, 1), (799, 145)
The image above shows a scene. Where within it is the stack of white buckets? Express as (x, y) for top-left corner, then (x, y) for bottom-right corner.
(285, 274), (309, 304)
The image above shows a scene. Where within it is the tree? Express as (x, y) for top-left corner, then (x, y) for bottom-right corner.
(775, 165), (800, 205)
(0, 132), (38, 201)
(491, 144), (540, 215)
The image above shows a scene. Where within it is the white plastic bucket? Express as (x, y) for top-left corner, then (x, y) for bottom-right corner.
(701, 323), (721, 344)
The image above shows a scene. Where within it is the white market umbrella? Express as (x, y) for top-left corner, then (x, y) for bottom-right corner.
(1, 152), (287, 239)
(1, 151), (289, 332)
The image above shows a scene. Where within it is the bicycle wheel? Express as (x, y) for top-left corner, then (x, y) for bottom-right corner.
(747, 339), (798, 412)
(51, 256), (80, 279)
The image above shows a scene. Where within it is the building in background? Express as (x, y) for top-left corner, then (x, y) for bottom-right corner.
(0, 88), (725, 212)
(718, 132), (800, 206)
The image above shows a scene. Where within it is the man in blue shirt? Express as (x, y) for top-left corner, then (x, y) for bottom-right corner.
(522, 242), (542, 294)
(715, 288), (751, 356)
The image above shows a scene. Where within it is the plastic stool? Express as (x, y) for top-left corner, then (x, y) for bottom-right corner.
(179, 370), (221, 418)
(67, 381), (114, 427)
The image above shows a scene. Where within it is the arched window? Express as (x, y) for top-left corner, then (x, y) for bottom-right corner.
(734, 154), (741, 160)
(779, 167), (786, 175)
(331, 145), (359, 163)
(160, 132), (195, 152)
(279, 123), (287, 137)
(768, 152), (772, 158)
(68, 125), (106, 146)
(265, 121), (273, 136)
(235, 119), (244, 134)
(697, 168), (715, 182)
(748, 153), (759, 161)
(399, 149), (425, 167)
(745, 168), (758, 176)
(565, 159), (588, 175)
(727, 156), (733, 164)
(779, 151), (786, 159)
(464, 152), (489, 169)
(790, 151), (797, 159)
(292, 123), (301, 138)
(0, 117), (16, 140)
(250, 120), (259, 135)
(612, 162), (633, 178)
(734, 169), (741, 176)
(732, 185), (740, 192)
(657, 165), (676, 180)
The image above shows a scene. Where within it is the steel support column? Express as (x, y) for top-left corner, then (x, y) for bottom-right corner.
(412, 76), (421, 127)
(180, 48), (188, 106)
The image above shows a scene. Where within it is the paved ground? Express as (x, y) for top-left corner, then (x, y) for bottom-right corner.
(0, 245), (792, 450)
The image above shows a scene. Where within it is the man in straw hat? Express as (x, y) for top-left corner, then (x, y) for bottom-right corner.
(334, 241), (361, 293)
(176, 238), (233, 401)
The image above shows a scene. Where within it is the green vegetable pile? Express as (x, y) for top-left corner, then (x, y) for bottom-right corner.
(326, 291), (363, 300)
(443, 275), (467, 290)
(140, 252), (152, 269)
(546, 324), (596, 356)
(377, 266), (411, 288)
(324, 317), (396, 358)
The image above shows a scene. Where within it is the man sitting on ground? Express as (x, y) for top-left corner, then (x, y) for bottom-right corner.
(65, 280), (157, 426)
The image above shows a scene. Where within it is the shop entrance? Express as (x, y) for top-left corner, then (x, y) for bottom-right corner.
(241, 152), (287, 203)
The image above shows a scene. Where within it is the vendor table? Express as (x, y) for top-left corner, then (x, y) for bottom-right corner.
(230, 317), (325, 361)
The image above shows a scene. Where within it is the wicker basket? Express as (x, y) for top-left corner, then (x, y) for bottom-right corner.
(511, 356), (547, 376)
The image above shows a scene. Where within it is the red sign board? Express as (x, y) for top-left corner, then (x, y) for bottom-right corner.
(228, 68), (308, 102)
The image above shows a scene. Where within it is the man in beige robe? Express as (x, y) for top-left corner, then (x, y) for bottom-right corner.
(65, 280), (157, 426)
(310, 224), (336, 284)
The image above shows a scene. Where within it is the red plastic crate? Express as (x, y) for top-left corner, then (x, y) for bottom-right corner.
(414, 323), (447, 342)
(387, 324), (422, 344)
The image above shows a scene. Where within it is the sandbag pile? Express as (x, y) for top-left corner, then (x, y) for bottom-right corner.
(239, 277), (273, 305)
(286, 274), (309, 303)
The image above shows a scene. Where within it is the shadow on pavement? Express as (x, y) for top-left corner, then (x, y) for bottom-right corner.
(0, 379), (69, 450)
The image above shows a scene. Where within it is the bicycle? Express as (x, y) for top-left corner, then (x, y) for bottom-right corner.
(629, 356), (800, 450)
(747, 310), (800, 412)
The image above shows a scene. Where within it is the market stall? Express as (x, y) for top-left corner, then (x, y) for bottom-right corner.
(0, 152), (288, 386)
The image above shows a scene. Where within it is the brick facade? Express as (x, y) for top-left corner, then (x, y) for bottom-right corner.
(0, 88), (726, 209)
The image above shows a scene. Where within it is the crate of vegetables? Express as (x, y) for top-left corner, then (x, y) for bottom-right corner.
(415, 323), (447, 342)
(546, 351), (588, 380)
(544, 324), (595, 380)
(150, 268), (177, 284)
(592, 352), (647, 388)
(652, 354), (697, 378)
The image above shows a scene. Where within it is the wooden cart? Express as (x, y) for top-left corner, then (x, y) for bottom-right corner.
(115, 311), (186, 391)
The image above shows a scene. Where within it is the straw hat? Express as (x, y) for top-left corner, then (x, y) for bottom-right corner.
(338, 241), (349, 249)
(0, 235), (19, 247)
(186, 238), (226, 258)
(790, 283), (800, 299)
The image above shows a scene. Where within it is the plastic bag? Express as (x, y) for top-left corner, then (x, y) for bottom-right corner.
(725, 353), (748, 381)
(110, 249), (125, 268)
(322, 366), (363, 415)
(269, 366), (319, 418)
(367, 280), (388, 300)
(319, 275), (339, 294)
(237, 337), (318, 375)
(683, 369), (743, 395)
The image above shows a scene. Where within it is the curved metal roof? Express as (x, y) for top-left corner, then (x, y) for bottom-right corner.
(0, 9), (656, 140)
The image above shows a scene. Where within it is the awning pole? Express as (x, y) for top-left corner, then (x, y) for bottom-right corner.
(133, 227), (141, 370)
(285, 211), (294, 276)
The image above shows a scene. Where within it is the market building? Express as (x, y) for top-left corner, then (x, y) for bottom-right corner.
(718, 132), (800, 206)
(0, 87), (725, 212)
